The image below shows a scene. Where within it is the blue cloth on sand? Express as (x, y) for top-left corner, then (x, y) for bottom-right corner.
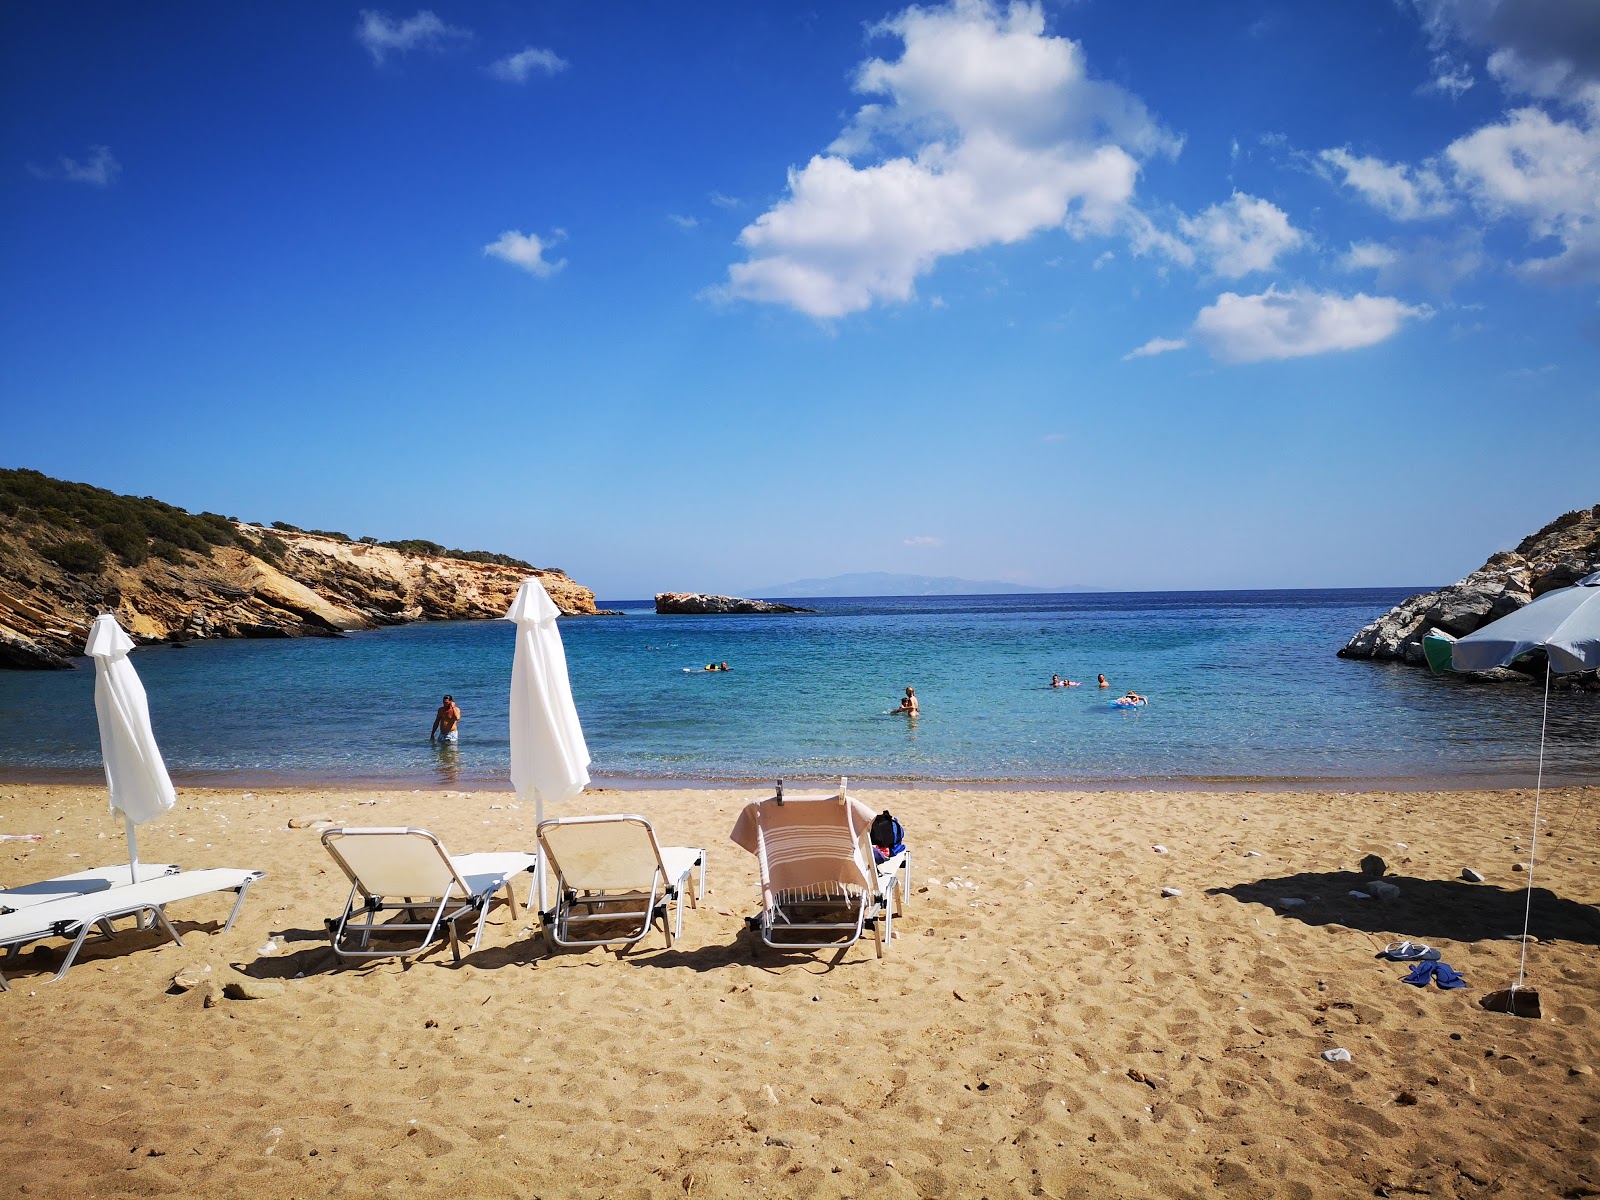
(1402, 961), (1466, 989)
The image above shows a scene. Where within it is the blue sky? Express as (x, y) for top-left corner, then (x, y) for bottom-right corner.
(3, 1), (1596, 598)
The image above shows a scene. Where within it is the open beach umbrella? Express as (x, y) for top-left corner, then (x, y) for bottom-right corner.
(1445, 571), (1600, 1002)
(85, 613), (177, 881)
(504, 577), (591, 910)
(1450, 571), (1600, 676)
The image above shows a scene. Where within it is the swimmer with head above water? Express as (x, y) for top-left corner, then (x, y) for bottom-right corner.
(1097, 674), (1109, 688)
(1120, 691), (1147, 706)
(892, 686), (919, 716)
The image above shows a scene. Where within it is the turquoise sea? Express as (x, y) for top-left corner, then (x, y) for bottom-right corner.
(1, 589), (1597, 788)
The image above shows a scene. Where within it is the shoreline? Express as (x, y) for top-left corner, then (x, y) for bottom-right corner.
(1, 762), (1590, 795)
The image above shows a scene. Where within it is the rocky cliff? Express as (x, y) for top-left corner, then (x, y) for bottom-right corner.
(0, 472), (605, 669)
(1339, 503), (1600, 678)
(655, 592), (815, 615)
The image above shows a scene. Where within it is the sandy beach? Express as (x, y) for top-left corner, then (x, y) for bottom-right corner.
(2, 780), (1597, 1199)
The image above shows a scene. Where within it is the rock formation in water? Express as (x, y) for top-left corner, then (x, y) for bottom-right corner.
(1339, 503), (1600, 679)
(654, 592), (815, 615)
(0, 468), (607, 669)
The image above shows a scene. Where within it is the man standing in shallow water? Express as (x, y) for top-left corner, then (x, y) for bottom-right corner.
(893, 686), (919, 717)
(431, 694), (461, 742)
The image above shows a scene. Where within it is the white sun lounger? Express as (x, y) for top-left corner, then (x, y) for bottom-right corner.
(321, 827), (536, 963)
(0, 863), (181, 914)
(536, 815), (706, 950)
(729, 788), (904, 959)
(0, 867), (265, 990)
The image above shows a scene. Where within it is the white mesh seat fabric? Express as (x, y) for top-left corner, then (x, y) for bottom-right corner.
(0, 863), (181, 913)
(537, 815), (705, 949)
(320, 828), (535, 963)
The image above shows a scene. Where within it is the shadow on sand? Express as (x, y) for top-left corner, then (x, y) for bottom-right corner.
(1209, 871), (1600, 947)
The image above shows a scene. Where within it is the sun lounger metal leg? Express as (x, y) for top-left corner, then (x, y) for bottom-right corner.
(219, 876), (260, 933)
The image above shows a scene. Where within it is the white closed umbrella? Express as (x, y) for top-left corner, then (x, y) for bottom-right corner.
(505, 577), (591, 910)
(85, 613), (177, 882)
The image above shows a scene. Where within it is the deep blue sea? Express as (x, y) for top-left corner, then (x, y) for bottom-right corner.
(2, 589), (1597, 788)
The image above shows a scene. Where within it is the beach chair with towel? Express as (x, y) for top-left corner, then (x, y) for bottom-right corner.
(536, 815), (706, 950)
(729, 782), (908, 959)
(321, 827), (536, 962)
(0, 867), (264, 990)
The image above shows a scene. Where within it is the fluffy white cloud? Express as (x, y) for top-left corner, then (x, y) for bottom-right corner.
(1192, 287), (1431, 363)
(1122, 336), (1188, 360)
(356, 10), (469, 65)
(1318, 148), (1454, 220)
(1447, 106), (1600, 283)
(721, 0), (1177, 318)
(1177, 193), (1304, 278)
(1340, 241), (1399, 271)
(489, 46), (568, 84)
(28, 144), (120, 187)
(483, 230), (566, 278)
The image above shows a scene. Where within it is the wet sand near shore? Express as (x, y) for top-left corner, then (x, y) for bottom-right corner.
(2, 781), (1597, 1198)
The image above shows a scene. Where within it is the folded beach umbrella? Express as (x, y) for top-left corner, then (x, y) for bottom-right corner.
(504, 577), (591, 909)
(1450, 571), (1600, 676)
(85, 613), (178, 880)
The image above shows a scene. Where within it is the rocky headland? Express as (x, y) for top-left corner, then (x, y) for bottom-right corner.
(654, 592), (815, 615)
(1339, 503), (1600, 682)
(0, 469), (606, 670)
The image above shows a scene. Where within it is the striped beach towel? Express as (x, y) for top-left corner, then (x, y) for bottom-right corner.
(729, 792), (876, 912)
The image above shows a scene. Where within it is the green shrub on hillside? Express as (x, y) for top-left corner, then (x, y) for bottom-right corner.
(38, 538), (107, 573)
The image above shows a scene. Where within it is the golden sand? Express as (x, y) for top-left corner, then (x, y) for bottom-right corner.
(2, 781), (1597, 1198)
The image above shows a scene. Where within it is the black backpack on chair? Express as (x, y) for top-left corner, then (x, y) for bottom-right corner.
(869, 810), (905, 863)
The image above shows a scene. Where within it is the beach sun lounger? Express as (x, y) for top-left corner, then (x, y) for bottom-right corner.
(537, 815), (706, 949)
(320, 827), (536, 963)
(0, 863), (181, 913)
(729, 787), (905, 959)
(0, 867), (265, 990)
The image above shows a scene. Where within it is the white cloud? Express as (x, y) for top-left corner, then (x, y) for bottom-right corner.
(489, 46), (568, 84)
(720, 0), (1177, 319)
(1339, 233), (1484, 294)
(483, 229), (566, 278)
(709, 191), (741, 210)
(1447, 105), (1600, 283)
(904, 535), (944, 547)
(1177, 192), (1304, 278)
(1340, 241), (1399, 271)
(1192, 286), (1431, 363)
(1421, 52), (1475, 98)
(668, 214), (699, 231)
(1318, 148), (1454, 220)
(27, 144), (120, 187)
(356, 9), (470, 65)
(1091, 250), (1114, 269)
(1122, 336), (1188, 360)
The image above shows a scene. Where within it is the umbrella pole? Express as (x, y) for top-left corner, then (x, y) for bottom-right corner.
(1515, 660), (1552, 992)
(535, 793), (546, 916)
(127, 816), (139, 881)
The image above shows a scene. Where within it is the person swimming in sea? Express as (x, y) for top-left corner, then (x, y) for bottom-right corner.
(892, 686), (919, 716)
(1097, 674), (1109, 688)
(1120, 691), (1147, 706)
(1051, 674), (1080, 688)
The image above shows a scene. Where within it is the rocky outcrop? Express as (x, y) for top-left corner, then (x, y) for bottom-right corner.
(1339, 504), (1600, 679)
(0, 523), (606, 670)
(654, 592), (816, 615)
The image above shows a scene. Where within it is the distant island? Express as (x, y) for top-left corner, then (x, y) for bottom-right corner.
(751, 571), (1098, 598)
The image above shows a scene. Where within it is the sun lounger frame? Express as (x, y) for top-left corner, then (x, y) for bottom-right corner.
(321, 827), (535, 963)
(537, 815), (706, 950)
(0, 867), (264, 990)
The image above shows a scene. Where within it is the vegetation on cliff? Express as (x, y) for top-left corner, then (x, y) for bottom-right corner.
(0, 468), (601, 669)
